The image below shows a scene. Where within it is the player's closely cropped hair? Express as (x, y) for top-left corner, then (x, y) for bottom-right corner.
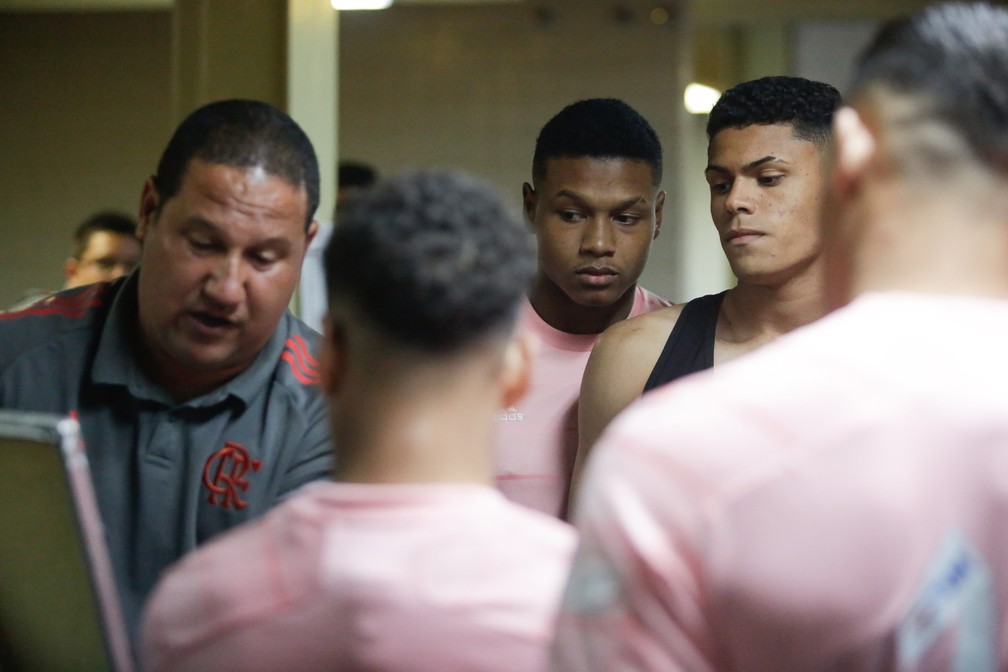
(532, 98), (663, 185)
(707, 75), (843, 147)
(849, 1), (1008, 175)
(154, 99), (320, 228)
(325, 171), (535, 351)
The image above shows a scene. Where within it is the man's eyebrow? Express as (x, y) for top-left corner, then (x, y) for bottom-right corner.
(744, 155), (785, 171)
(705, 155), (787, 175)
(181, 217), (293, 250)
(553, 190), (649, 209)
(180, 216), (219, 231)
(554, 189), (590, 205)
(611, 196), (649, 210)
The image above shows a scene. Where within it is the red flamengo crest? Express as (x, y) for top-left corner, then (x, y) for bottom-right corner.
(202, 441), (262, 510)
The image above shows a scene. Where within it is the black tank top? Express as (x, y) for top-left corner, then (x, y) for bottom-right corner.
(642, 291), (726, 393)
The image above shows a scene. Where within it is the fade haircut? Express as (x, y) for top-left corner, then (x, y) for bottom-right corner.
(73, 211), (137, 258)
(153, 99), (320, 229)
(325, 171), (534, 352)
(707, 76), (843, 148)
(532, 98), (663, 186)
(850, 2), (1008, 174)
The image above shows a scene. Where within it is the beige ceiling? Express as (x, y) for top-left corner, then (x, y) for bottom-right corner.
(0, 0), (170, 9)
(0, 0), (951, 13)
(0, 0), (520, 9)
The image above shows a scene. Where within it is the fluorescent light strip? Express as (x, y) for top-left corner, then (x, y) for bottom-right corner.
(331, 0), (392, 9)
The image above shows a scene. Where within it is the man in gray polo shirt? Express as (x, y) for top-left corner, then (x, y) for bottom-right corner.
(0, 99), (333, 640)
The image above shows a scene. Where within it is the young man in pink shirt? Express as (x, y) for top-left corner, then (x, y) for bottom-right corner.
(140, 171), (576, 671)
(495, 98), (669, 518)
(554, 3), (1008, 670)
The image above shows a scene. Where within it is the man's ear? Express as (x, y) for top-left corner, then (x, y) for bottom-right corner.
(653, 189), (666, 240)
(63, 257), (79, 284)
(500, 331), (537, 409)
(305, 219), (319, 249)
(832, 106), (876, 198)
(319, 318), (347, 397)
(137, 176), (160, 241)
(521, 182), (537, 229)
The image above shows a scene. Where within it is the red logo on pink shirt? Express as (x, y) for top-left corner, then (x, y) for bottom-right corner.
(202, 441), (262, 510)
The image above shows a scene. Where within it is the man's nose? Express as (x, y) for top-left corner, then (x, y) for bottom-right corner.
(580, 216), (616, 256)
(725, 180), (756, 215)
(203, 257), (245, 308)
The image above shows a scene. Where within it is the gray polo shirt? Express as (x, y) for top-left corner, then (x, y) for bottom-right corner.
(0, 273), (334, 641)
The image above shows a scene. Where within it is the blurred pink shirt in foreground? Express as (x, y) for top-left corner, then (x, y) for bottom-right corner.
(142, 482), (576, 672)
(554, 292), (1008, 672)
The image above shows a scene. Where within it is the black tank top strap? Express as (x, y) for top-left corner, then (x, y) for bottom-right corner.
(642, 290), (726, 393)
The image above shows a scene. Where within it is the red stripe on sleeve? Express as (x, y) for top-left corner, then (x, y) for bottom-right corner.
(281, 351), (319, 385)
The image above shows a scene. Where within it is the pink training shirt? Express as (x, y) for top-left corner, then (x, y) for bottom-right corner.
(494, 286), (669, 518)
(142, 482), (576, 672)
(553, 292), (1008, 671)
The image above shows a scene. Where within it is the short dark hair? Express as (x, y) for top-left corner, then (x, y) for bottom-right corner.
(72, 211), (137, 258)
(850, 2), (1008, 173)
(338, 161), (378, 190)
(154, 99), (320, 229)
(325, 171), (534, 352)
(532, 98), (663, 185)
(707, 76), (843, 147)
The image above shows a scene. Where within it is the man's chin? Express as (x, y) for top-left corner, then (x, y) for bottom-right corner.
(166, 344), (248, 377)
(569, 285), (632, 308)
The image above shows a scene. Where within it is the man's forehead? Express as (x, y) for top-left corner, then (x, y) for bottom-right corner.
(179, 158), (304, 192)
(708, 123), (819, 166)
(85, 230), (138, 247)
(172, 159), (310, 219)
(538, 155), (657, 189)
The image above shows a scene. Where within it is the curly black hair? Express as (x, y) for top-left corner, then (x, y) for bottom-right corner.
(154, 99), (320, 230)
(532, 98), (662, 186)
(324, 171), (534, 352)
(706, 76), (842, 147)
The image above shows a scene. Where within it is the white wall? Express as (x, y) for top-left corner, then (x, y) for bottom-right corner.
(0, 6), (890, 312)
(793, 19), (879, 93)
(337, 2), (690, 301)
(0, 10), (172, 307)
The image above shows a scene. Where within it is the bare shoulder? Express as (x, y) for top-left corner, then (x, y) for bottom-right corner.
(595, 303), (687, 361)
(576, 303), (690, 469)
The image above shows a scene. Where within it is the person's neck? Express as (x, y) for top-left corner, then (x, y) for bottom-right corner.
(333, 367), (499, 486)
(528, 278), (636, 335)
(720, 263), (828, 345)
(846, 178), (1008, 303)
(138, 344), (243, 404)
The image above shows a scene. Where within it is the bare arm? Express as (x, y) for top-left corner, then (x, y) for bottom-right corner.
(569, 307), (682, 510)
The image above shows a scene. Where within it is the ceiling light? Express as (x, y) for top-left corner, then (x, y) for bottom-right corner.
(683, 83), (721, 115)
(331, 0), (393, 9)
